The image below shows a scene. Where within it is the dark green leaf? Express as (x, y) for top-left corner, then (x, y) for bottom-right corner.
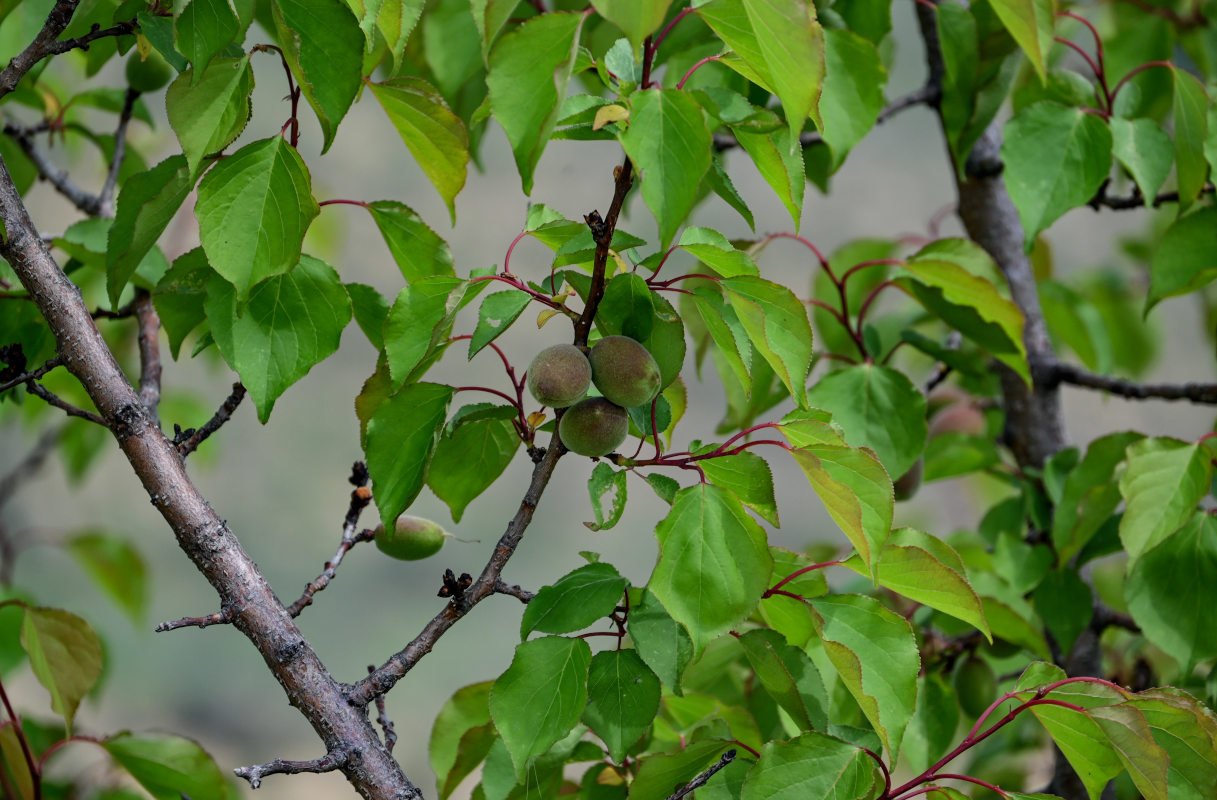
(1033, 568), (1093, 656)
(648, 484), (772, 653)
(195, 137), (319, 304)
(153, 247), (212, 359)
(619, 88), (713, 247)
(489, 636), (591, 779)
(365, 382), (454, 530)
(723, 275), (813, 408)
(270, 0), (363, 152)
(818, 28), (885, 163)
(383, 276), (465, 389)
(597, 272), (655, 341)
(347, 282), (391, 351)
(366, 200), (456, 282)
(521, 562), (627, 637)
(205, 256), (352, 421)
(1146, 206), (1217, 312)
(103, 733), (227, 800)
(1171, 68), (1210, 211)
(165, 56), (253, 177)
(106, 155), (194, 307)
(738, 628), (828, 733)
(176, 0), (240, 77)
(430, 681), (493, 800)
(427, 416), (518, 523)
(628, 588), (693, 692)
(66, 532), (147, 625)
(470, 290), (531, 358)
(741, 732), (879, 800)
(735, 128), (804, 227)
(1110, 117), (1173, 203)
(583, 649), (662, 762)
(700, 450), (778, 526)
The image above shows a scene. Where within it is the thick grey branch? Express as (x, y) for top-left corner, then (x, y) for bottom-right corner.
(0, 146), (418, 799)
(134, 290), (161, 423)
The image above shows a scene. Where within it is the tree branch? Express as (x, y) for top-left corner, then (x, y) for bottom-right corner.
(0, 138), (418, 800)
(98, 87), (139, 217)
(154, 607), (235, 633)
(0, 354), (62, 393)
(234, 749), (348, 789)
(285, 464), (376, 618)
(1089, 180), (1215, 211)
(493, 580), (534, 603)
(0, 0), (80, 99)
(25, 381), (106, 425)
(176, 382), (246, 457)
(5, 124), (102, 215)
(1047, 361), (1217, 404)
(134, 290), (161, 423)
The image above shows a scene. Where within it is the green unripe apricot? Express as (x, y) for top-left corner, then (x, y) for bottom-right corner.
(527, 344), (591, 408)
(588, 335), (661, 409)
(373, 515), (449, 561)
(559, 396), (628, 457)
(125, 48), (174, 94)
(953, 656), (997, 718)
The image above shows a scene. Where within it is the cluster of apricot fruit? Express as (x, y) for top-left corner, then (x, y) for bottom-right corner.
(527, 336), (662, 458)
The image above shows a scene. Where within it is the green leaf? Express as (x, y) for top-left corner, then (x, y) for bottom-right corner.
(383, 276), (465, 389)
(632, 740), (734, 800)
(619, 88), (713, 248)
(365, 382), (454, 530)
(902, 674), (958, 773)
(195, 137), (319, 304)
(489, 635), (592, 780)
(818, 28), (885, 163)
(1118, 437), (1211, 564)
(427, 416), (518, 523)
(103, 733), (227, 800)
(735, 127), (804, 227)
(1052, 431), (1143, 565)
(347, 282), (391, 350)
(677, 228), (759, 279)
(987, 0), (1055, 80)
(843, 528), (989, 639)
(789, 444), (893, 578)
(1146, 206), (1217, 312)
(583, 649), (662, 762)
(205, 256), (352, 422)
(106, 155), (195, 307)
(0, 719), (34, 800)
(1126, 514), (1217, 670)
(1002, 102), (1112, 248)
(470, 290), (531, 358)
(66, 532), (147, 625)
(176, 0), (239, 77)
(700, 450), (778, 527)
(1032, 568), (1093, 656)
(706, 152), (756, 230)
(900, 246), (1030, 382)
(376, 0), (424, 69)
(590, 0), (671, 53)
(723, 275), (813, 408)
(697, 0), (825, 147)
(20, 607), (102, 733)
(806, 364), (926, 478)
(487, 12), (584, 194)
(586, 462), (628, 532)
(738, 628), (828, 733)
(741, 732), (879, 800)
(430, 681), (493, 800)
(1110, 117), (1173, 203)
(628, 588), (693, 692)
(1127, 690), (1217, 800)
(153, 247), (212, 359)
(597, 272), (656, 341)
(366, 200), (456, 282)
(808, 594), (919, 759)
(1171, 68), (1210, 211)
(370, 78), (469, 223)
(166, 56), (254, 177)
(1014, 681), (1126, 800)
(270, 0), (363, 152)
(648, 484), (772, 654)
(1039, 279), (1113, 374)
(521, 562), (627, 637)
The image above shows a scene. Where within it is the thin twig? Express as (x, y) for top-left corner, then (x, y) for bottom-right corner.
(6, 125), (101, 215)
(25, 381), (105, 425)
(286, 463), (375, 618)
(1047, 361), (1217, 404)
(98, 87), (139, 217)
(1090, 181), (1215, 210)
(0, 425), (63, 508)
(368, 666), (397, 752)
(154, 607), (236, 633)
(1092, 602), (1140, 634)
(664, 749), (737, 800)
(133, 291), (161, 423)
(493, 580), (535, 603)
(0, 355), (62, 393)
(234, 749), (348, 789)
(176, 383), (246, 457)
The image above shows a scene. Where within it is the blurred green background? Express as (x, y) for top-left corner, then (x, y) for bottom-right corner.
(2, 2), (1215, 797)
